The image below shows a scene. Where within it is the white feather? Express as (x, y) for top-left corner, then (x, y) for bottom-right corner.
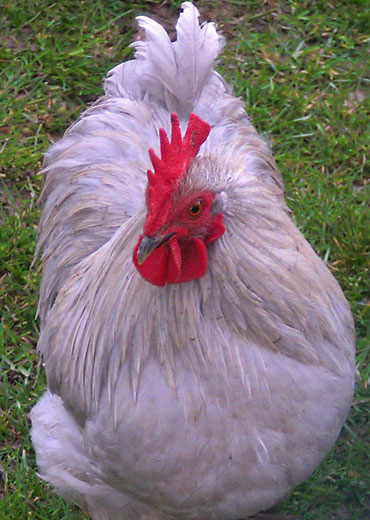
(105, 2), (224, 118)
(31, 3), (355, 519)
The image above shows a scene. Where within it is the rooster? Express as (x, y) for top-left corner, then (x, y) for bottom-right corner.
(31, 3), (355, 519)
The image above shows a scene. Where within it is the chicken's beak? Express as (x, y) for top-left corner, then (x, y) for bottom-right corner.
(136, 233), (174, 265)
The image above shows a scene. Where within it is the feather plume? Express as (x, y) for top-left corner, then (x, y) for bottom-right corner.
(105, 2), (224, 117)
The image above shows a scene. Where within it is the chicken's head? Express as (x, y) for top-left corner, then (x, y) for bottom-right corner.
(133, 113), (225, 286)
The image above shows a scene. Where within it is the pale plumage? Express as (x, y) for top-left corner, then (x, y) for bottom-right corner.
(31, 3), (355, 519)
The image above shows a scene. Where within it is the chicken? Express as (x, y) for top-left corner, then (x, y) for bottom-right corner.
(30, 3), (355, 519)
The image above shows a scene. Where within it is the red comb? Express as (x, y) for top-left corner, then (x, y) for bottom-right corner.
(147, 113), (210, 189)
(144, 113), (210, 235)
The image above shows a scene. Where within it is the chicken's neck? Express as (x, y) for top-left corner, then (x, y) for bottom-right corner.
(40, 187), (353, 420)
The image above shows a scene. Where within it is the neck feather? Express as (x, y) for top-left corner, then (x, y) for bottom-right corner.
(40, 173), (353, 419)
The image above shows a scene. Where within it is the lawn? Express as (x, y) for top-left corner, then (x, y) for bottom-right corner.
(0, 0), (369, 518)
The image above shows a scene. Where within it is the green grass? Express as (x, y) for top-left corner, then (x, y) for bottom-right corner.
(0, 0), (369, 518)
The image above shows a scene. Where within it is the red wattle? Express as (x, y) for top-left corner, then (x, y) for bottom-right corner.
(167, 237), (207, 284)
(133, 236), (209, 286)
(132, 238), (168, 287)
(167, 238), (182, 283)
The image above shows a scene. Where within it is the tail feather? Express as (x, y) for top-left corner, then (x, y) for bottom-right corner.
(30, 392), (175, 519)
(133, 15), (177, 98)
(105, 2), (224, 117)
(173, 1), (223, 99)
(30, 391), (103, 500)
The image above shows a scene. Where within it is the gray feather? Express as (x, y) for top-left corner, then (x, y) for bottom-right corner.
(31, 3), (355, 520)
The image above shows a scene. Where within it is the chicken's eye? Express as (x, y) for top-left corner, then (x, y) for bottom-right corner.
(188, 200), (204, 218)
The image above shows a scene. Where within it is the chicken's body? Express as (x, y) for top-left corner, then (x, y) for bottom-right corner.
(31, 4), (355, 519)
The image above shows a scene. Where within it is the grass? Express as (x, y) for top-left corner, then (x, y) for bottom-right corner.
(0, 0), (368, 518)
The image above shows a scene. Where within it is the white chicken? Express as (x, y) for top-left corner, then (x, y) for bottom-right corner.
(31, 3), (355, 519)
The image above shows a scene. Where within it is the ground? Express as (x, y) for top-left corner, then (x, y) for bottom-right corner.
(0, 1), (369, 519)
